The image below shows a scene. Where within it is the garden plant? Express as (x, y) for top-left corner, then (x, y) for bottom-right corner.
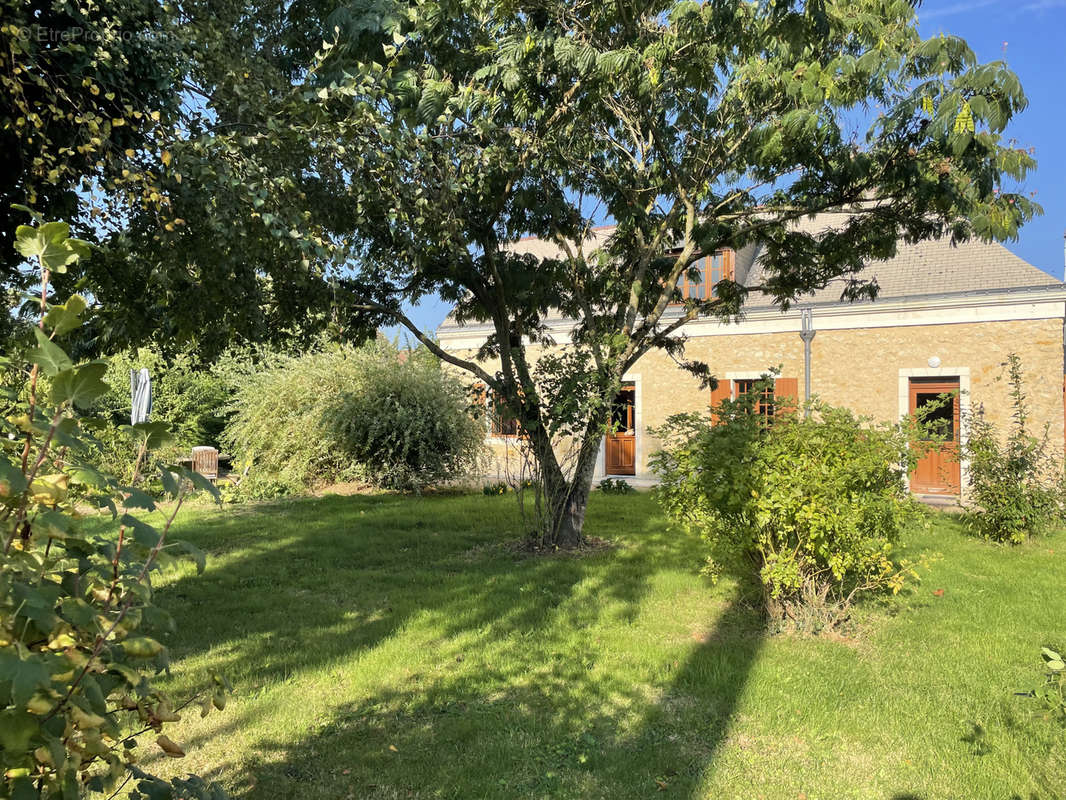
(0, 219), (226, 799)
(963, 353), (1065, 543)
(652, 384), (925, 629)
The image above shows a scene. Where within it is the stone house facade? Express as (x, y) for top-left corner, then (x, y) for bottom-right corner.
(436, 215), (1066, 499)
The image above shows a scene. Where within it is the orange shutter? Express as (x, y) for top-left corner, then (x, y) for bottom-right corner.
(710, 379), (731, 424)
(774, 377), (799, 416)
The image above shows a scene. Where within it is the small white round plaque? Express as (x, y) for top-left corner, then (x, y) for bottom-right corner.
(928, 356), (941, 368)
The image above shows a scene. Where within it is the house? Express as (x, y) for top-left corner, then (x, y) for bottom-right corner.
(436, 214), (1066, 499)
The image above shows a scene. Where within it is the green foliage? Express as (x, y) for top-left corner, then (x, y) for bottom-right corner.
(0, 1), (181, 295)
(483, 482), (510, 496)
(652, 392), (922, 628)
(221, 348), (366, 496)
(327, 350), (485, 491)
(0, 0), (381, 358)
(963, 354), (1064, 543)
(1, 221), (227, 799)
(223, 342), (482, 495)
(1018, 647), (1066, 722)
(87, 348), (236, 484)
(256, 0), (1040, 546)
(597, 478), (634, 495)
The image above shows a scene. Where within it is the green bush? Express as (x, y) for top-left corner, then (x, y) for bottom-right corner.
(598, 478), (634, 495)
(223, 342), (483, 495)
(222, 347), (368, 494)
(88, 348), (233, 483)
(652, 390), (922, 629)
(327, 350), (485, 491)
(963, 353), (1064, 543)
(1, 220), (227, 799)
(1018, 647), (1066, 722)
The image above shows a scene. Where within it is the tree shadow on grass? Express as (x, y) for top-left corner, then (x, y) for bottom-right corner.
(214, 579), (763, 796)
(151, 491), (766, 798)
(156, 491), (691, 687)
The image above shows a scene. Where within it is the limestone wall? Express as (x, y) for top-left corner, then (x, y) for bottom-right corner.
(450, 317), (1065, 487)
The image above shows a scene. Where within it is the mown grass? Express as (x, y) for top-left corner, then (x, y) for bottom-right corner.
(139, 491), (1064, 799)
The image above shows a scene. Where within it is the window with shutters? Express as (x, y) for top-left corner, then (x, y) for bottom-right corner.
(488, 391), (520, 437)
(675, 249), (735, 302)
(733, 379), (775, 423)
(709, 376), (798, 425)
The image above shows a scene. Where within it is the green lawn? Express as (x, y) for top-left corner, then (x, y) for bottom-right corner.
(141, 492), (1064, 799)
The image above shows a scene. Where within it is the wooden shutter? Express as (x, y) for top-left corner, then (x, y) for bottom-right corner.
(709, 378), (731, 424)
(774, 377), (799, 416)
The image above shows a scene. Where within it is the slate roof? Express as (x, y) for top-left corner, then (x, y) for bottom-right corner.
(439, 214), (1059, 330)
(511, 214), (1058, 303)
(741, 211), (1060, 305)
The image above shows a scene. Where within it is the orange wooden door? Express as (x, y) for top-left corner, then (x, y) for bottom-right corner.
(909, 378), (960, 495)
(605, 385), (636, 475)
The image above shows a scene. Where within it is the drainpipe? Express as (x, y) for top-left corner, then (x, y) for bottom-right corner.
(799, 308), (815, 418)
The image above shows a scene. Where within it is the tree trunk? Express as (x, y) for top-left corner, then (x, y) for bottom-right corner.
(550, 447), (599, 548)
(531, 428), (601, 549)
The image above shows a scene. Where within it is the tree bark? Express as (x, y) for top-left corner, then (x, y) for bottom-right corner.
(549, 446), (599, 548)
(529, 420), (603, 549)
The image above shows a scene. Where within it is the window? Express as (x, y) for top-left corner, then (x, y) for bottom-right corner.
(488, 391), (520, 437)
(914, 391), (956, 441)
(733, 379), (775, 424)
(676, 249), (735, 302)
(608, 385), (636, 435)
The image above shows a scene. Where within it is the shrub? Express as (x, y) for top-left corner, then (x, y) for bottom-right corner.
(1017, 647), (1066, 722)
(483, 481), (509, 496)
(327, 349), (485, 490)
(963, 353), (1064, 543)
(221, 347), (368, 494)
(652, 390), (922, 629)
(223, 342), (484, 495)
(598, 478), (634, 495)
(88, 348), (234, 483)
(1, 220), (227, 799)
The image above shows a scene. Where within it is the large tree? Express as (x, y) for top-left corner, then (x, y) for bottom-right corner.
(278, 0), (1038, 547)
(1, 0), (386, 357)
(280, 0), (1036, 547)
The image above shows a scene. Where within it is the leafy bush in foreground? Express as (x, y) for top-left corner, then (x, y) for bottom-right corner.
(652, 389), (923, 629)
(1, 220), (226, 798)
(963, 353), (1064, 543)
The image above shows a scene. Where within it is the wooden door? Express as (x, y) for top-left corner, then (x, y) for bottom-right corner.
(909, 378), (961, 495)
(605, 384), (636, 475)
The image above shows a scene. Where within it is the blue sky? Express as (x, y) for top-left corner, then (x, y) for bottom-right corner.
(391, 0), (1066, 341)
(917, 0), (1065, 279)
